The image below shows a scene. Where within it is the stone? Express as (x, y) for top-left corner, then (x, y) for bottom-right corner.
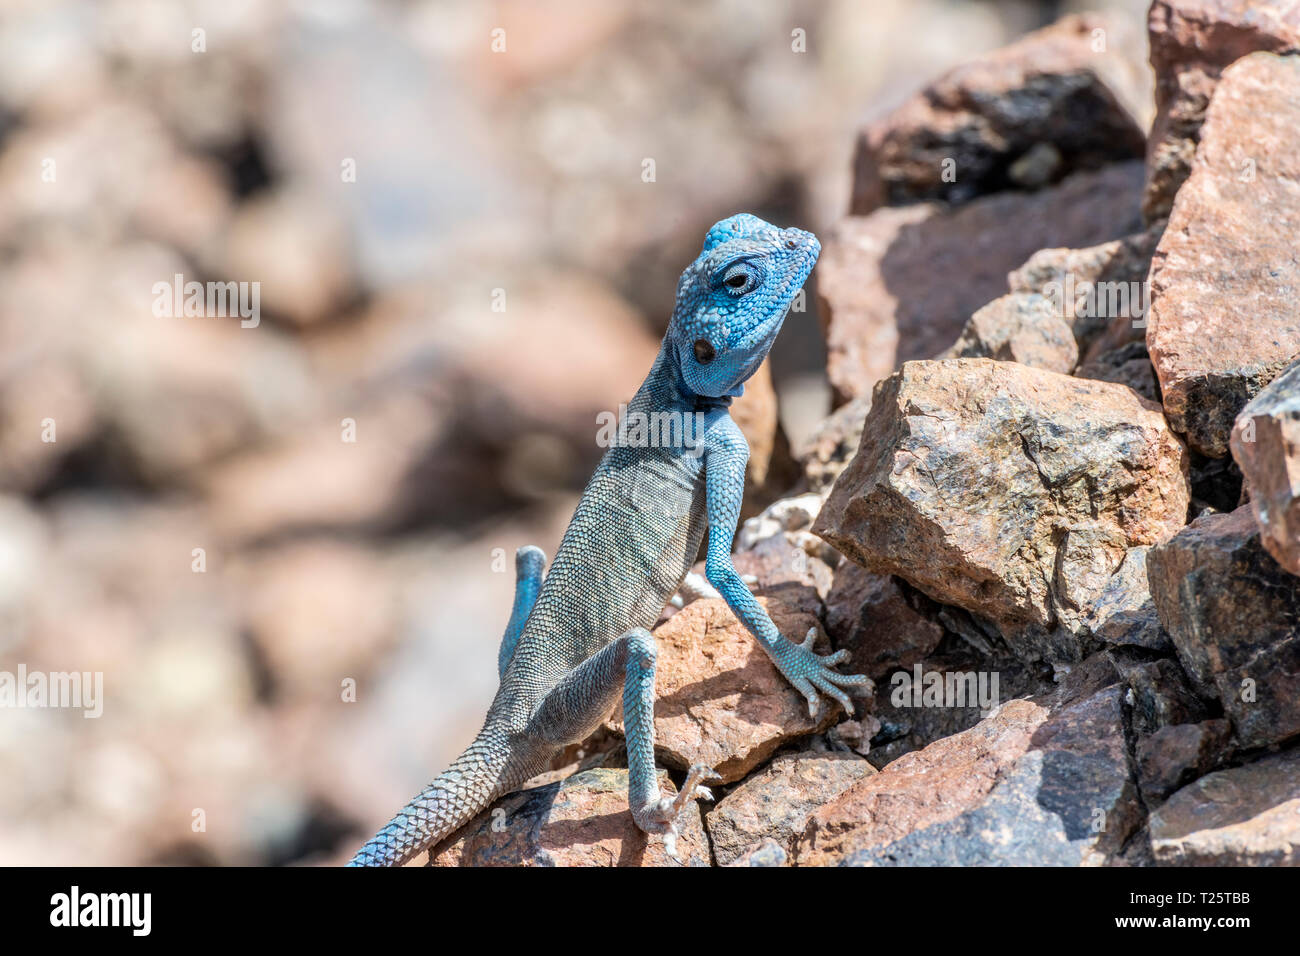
(1230, 358), (1300, 575)
(730, 358), (799, 509)
(706, 750), (875, 865)
(794, 394), (872, 494)
(814, 359), (1190, 661)
(1010, 223), (1163, 359)
(820, 163), (1145, 404)
(1146, 53), (1300, 458)
(1147, 505), (1300, 750)
(724, 838), (788, 867)
(1149, 747), (1300, 865)
(823, 561), (943, 680)
(1136, 718), (1232, 804)
(797, 667), (1141, 866)
(610, 588), (849, 784)
(1144, 0), (1300, 222)
(1109, 654), (1209, 736)
(849, 14), (1144, 213)
(940, 293), (1077, 374)
(1082, 547), (1167, 651)
(429, 768), (709, 867)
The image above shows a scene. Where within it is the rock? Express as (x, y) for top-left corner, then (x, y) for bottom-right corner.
(1136, 718), (1232, 804)
(797, 666), (1141, 866)
(1108, 654), (1209, 736)
(429, 767), (709, 867)
(1082, 547), (1167, 651)
(706, 750), (875, 865)
(1147, 505), (1300, 750)
(849, 14), (1144, 213)
(940, 294), (1077, 374)
(730, 359), (800, 509)
(724, 838), (788, 867)
(814, 359), (1190, 662)
(1146, 53), (1300, 458)
(794, 394), (872, 494)
(865, 644), (1049, 769)
(820, 163), (1145, 404)
(1230, 358), (1300, 575)
(1148, 746), (1300, 865)
(1144, 0), (1300, 222)
(206, 187), (356, 328)
(610, 588), (850, 784)
(1188, 450), (1245, 516)
(823, 561), (944, 680)
(1009, 222), (1163, 358)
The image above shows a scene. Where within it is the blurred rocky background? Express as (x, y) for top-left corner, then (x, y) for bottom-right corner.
(17, 0), (1294, 868)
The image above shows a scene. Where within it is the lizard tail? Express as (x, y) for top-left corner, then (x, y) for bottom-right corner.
(347, 734), (510, 867)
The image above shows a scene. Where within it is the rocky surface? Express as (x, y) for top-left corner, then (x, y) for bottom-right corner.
(1146, 52), (1300, 458)
(815, 359), (1190, 662)
(1147, 505), (1300, 751)
(1144, 0), (1300, 221)
(610, 587), (847, 784)
(1230, 358), (1300, 575)
(1148, 747), (1300, 865)
(819, 163), (1145, 404)
(429, 768), (710, 867)
(1136, 718), (1231, 804)
(706, 751), (875, 866)
(797, 659), (1141, 866)
(850, 14), (1145, 213)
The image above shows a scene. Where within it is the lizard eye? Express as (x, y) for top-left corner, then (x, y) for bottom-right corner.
(719, 262), (759, 296)
(693, 339), (716, 364)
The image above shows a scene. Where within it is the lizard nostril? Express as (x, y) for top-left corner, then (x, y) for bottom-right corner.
(785, 238), (798, 249)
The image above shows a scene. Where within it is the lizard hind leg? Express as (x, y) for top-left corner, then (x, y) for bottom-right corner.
(526, 627), (719, 861)
(620, 628), (720, 860)
(499, 545), (546, 680)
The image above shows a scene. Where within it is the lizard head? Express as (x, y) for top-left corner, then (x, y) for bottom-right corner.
(667, 213), (820, 399)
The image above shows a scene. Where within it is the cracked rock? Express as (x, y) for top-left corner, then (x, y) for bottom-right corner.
(814, 358), (1190, 663)
(1147, 505), (1300, 750)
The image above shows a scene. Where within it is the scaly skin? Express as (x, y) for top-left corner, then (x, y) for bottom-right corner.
(349, 214), (869, 867)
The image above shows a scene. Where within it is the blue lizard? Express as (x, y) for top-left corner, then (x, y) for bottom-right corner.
(349, 213), (868, 866)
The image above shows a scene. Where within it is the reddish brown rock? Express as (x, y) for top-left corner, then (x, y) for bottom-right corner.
(611, 588), (852, 784)
(824, 561), (943, 680)
(940, 294), (1078, 374)
(814, 359), (1190, 661)
(820, 163), (1144, 403)
(797, 666), (1140, 866)
(1146, 53), (1300, 458)
(1147, 505), (1300, 750)
(1136, 718), (1232, 804)
(1144, 0), (1300, 222)
(429, 768), (709, 867)
(706, 750), (876, 865)
(1148, 746), (1300, 865)
(1230, 359), (1300, 575)
(850, 14), (1144, 213)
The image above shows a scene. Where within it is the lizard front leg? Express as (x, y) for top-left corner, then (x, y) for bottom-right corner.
(702, 419), (871, 717)
(527, 629), (719, 859)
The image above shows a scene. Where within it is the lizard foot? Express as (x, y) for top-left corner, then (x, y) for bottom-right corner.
(633, 763), (721, 861)
(775, 627), (873, 719)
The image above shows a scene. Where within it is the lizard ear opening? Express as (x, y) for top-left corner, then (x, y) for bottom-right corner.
(693, 339), (716, 364)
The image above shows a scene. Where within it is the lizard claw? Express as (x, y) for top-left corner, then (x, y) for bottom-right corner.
(636, 763), (720, 862)
(776, 628), (872, 718)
